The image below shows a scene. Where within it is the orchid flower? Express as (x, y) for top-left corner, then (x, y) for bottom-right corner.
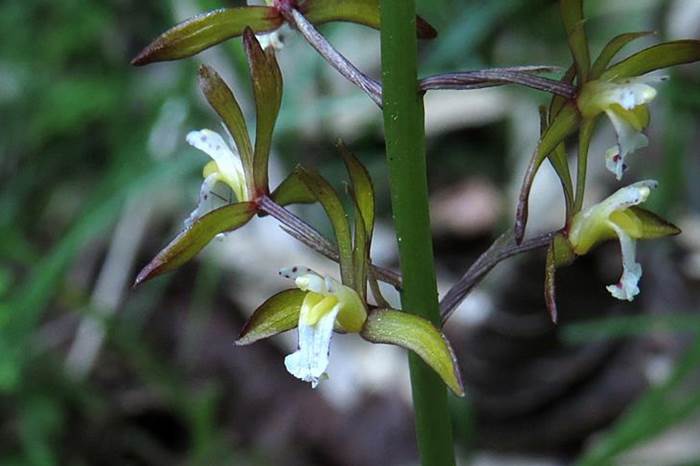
(568, 180), (675, 300)
(578, 76), (666, 180)
(184, 129), (249, 227)
(234, 151), (464, 396)
(278, 266), (367, 387)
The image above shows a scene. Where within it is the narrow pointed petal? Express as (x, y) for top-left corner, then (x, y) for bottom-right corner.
(606, 223), (642, 301)
(284, 304), (341, 387)
(243, 28), (283, 193)
(601, 40), (700, 80)
(560, 0), (590, 82)
(134, 202), (256, 286)
(131, 7), (282, 65)
(515, 103), (580, 243)
(236, 289), (306, 345)
(295, 167), (355, 287)
(590, 32), (654, 79)
(300, 0), (437, 39)
(361, 309), (464, 397)
(626, 207), (681, 239)
(198, 66), (254, 182)
(338, 142), (375, 239)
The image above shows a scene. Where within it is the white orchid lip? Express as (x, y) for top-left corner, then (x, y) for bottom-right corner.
(279, 266), (367, 388)
(569, 180), (658, 301)
(184, 128), (249, 226)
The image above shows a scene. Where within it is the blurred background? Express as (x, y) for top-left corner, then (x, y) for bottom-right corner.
(2, 0), (700, 464)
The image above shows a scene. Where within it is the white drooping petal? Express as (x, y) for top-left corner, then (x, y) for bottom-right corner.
(284, 304), (341, 388)
(606, 223), (642, 301)
(604, 110), (649, 179)
(186, 129), (247, 201)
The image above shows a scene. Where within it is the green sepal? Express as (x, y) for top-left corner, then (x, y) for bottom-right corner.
(338, 142), (375, 297)
(131, 7), (282, 65)
(361, 309), (464, 397)
(198, 65), (254, 187)
(134, 202), (256, 286)
(300, 0), (437, 39)
(628, 207), (681, 239)
(560, 0), (590, 82)
(601, 40), (700, 80)
(351, 193), (369, 301)
(235, 289), (306, 345)
(539, 106), (574, 216)
(338, 141), (375, 239)
(590, 32), (654, 79)
(295, 167), (354, 287)
(515, 103), (581, 243)
(271, 166), (316, 206)
(244, 28), (283, 194)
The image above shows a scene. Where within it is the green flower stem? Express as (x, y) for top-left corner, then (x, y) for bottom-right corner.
(379, 2), (456, 465)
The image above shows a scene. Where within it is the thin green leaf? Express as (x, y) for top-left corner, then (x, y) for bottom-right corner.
(134, 202), (255, 286)
(575, 337), (700, 466)
(235, 289), (305, 345)
(131, 7), (282, 65)
(295, 167), (354, 287)
(243, 28), (283, 194)
(270, 167), (316, 206)
(602, 40), (700, 80)
(361, 309), (464, 397)
(560, 0), (590, 82)
(300, 0), (437, 39)
(198, 65), (254, 186)
(563, 313), (700, 343)
(590, 32), (654, 79)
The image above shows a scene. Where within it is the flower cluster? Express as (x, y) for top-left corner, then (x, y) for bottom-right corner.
(131, 0), (699, 395)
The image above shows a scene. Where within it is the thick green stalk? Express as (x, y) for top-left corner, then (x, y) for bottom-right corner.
(379, 2), (457, 465)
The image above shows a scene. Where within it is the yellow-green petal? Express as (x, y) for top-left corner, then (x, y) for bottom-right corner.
(236, 289), (306, 345)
